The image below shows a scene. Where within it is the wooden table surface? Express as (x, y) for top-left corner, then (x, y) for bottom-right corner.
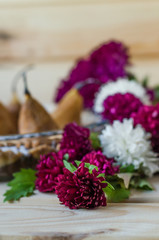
(0, 176), (159, 240)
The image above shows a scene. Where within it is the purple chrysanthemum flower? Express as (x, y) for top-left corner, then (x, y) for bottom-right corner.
(35, 148), (78, 193)
(79, 82), (101, 108)
(132, 104), (159, 153)
(55, 41), (129, 108)
(90, 41), (129, 83)
(55, 59), (92, 103)
(57, 148), (77, 163)
(35, 151), (64, 192)
(82, 150), (119, 176)
(55, 163), (107, 209)
(101, 93), (143, 123)
(60, 123), (93, 160)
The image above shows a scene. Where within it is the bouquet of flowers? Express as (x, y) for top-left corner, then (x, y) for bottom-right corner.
(3, 40), (159, 210)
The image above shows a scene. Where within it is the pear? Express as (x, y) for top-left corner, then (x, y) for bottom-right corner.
(52, 88), (83, 129)
(7, 92), (21, 131)
(0, 102), (17, 135)
(18, 77), (57, 134)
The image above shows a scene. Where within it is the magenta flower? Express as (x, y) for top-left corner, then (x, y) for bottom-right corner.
(55, 59), (92, 104)
(56, 148), (77, 163)
(82, 151), (119, 176)
(79, 82), (101, 108)
(55, 163), (107, 209)
(60, 123), (93, 160)
(90, 41), (129, 83)
(55, 41), (129, 108)
(35, 151), (65, 192)
(132, 104), (159, 153)
(101, 93), (143, 123)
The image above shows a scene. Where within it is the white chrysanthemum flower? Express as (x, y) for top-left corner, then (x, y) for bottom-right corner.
(94, 78), (150, 113)
(99, 118), (159, 176)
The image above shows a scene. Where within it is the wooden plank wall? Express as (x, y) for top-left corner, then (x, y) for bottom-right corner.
(0, 0), (158, 104)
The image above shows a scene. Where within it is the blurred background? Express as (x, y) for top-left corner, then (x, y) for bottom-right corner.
(0, 0), (158, 104)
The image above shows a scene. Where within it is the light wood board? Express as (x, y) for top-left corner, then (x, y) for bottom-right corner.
(0, 176), (159, 240)
(0, 0), (158, 62)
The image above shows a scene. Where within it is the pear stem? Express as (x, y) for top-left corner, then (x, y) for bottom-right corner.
(11, 64), (34, 95)
(22, 72), (31, 96)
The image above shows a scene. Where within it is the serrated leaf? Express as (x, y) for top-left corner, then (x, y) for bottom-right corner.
(130, 177), (153, 191)
(3, 168), (36, 202)
(8, 168), (36, 187)
(63, 160), (77, 173)
(4, 184), (35, 202)
(90, 132), (101, 150)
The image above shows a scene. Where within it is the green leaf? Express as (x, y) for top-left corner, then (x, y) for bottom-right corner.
(103, 177), (130, 203)
(102, 181), (115, 191)
(63, 160), (98, 174)
(3, 168), (36, 202)
(138, 179), (153, 190)
(102, 180), (115, 202)
(120, 164), (135, 173)
(7, 168), (36, 187)
(84, 163), (98, 173)
(75, 161), (98, 174)
(63, 153), (69, 161)
(106, 175), (125, 189)
(105, 187), (130, 203)
(63, 160), (77, 173)
(130, 177), (153, 191)
(90, 132), (101, 150)
(97, 173), (106, 178)
(104, 175), (130, 202)
(75, 160), (81, 167)
(103, 185), (114, 200)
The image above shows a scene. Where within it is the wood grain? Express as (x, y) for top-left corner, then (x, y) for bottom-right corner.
(0, 0), (158, 61)
(0, 176), (159, 240)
